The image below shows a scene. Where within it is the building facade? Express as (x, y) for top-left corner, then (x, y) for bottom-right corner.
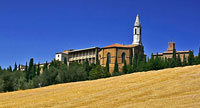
(153, 42), (190, 61)
(56, 47), (100, 65)
(98, 44), (144, 72)
(55, 14), (145, 73)
(99, 14), (144, 73)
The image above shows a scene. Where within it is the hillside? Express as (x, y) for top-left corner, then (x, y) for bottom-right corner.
(0, 65), (200, 108)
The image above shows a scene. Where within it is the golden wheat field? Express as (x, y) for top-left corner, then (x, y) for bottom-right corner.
(1, 65), (200, 108)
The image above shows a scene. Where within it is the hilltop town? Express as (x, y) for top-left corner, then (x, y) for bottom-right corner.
(0, 14), (199, 93)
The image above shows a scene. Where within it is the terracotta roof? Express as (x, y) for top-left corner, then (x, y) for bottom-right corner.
(104, 43), (138, 48)
(163, 50), (190, 54)
(153, 50), (190, 55)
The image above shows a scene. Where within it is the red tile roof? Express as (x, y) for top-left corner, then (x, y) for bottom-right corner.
(104, 43), (138, 48)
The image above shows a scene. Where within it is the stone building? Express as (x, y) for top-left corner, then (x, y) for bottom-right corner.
(68, 47), (100, 64)
(98, 14), (144, 72)
(55, 14), (145, 72)
(153, 42), (190, 61)
(56, 47), (100, 65)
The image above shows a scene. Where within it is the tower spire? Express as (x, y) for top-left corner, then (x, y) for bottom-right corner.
(133, 14), (142, 45)
(134, 14), (141, 26)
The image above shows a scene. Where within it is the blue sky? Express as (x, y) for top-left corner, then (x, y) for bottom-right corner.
(0, 0), (200, 68)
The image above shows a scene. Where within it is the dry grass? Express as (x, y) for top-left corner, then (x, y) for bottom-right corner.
(1, 65), (200, 108)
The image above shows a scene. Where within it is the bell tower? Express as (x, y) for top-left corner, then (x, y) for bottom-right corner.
(133, 14), (142, 45)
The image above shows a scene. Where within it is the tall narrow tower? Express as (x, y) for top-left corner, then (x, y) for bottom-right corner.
(133, 14), (142, 45)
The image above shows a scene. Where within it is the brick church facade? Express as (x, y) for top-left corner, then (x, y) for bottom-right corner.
(55, 14), (144, 73)
(55, 14), (191, 73)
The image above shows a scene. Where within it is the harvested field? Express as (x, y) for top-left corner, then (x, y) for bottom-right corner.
(1, 65), (200, 108)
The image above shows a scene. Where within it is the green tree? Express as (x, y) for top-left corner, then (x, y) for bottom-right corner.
(149, 53), (155, 70)
(84, 59), (89, 77)
(33, 64), (36, 77)
(164, 57), (169, 68)
(137, 52), (143, 65)
(154, 53), (161, 70)
(113, 56), (119, 76)
(89, 65), (109, 80)
(171, 48), (177, 67)
(182, 54), (187, 66)
(29, 64), (36, 80)
(25, 62), (29, 81)
(64, 57), (67, 65)
(43, 61), (48, 71)
(13, 71), (27, 90)
(188, 50), (194, 65)
(49, 59), (62, 68)
(18, 64), (21, 71)
(0, 66), (2, 71)
(7, 65), (12, 72)
(127, 64), (133, 73)
(96, 59), (100, 65)
(37, 63), (40, 76)
(106, 55), (110, 73)
(13, 62), (17, 71)
(55, 64), (68, 83)
(194, 56), (199, 65)
(28, 58), (34, 72)
(176, 54), (182, 66)
(25, 62), (28, 72)
(68, 63), (87, 82)
(2, 72), (14, 91)
(132, 54), (137, 72)
(122, 58), (128, 74)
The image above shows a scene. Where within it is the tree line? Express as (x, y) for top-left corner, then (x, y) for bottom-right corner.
(0, 48), (200, 92)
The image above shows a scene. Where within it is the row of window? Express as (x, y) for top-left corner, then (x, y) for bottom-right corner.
(107, 52), (126, 64)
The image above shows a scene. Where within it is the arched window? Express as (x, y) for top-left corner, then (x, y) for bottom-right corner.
(122, 53), (126, 64)
(107, 53), (111, 64)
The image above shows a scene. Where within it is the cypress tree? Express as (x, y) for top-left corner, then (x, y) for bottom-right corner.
(113, 56), (119, 76)
(149, 53), (155, 70)
(27, 58), (34, 80)
(154, 53), (159, 70)
(188, 50), (194, 65)
(84, 59), (89, 77)
(122, 58), (128, 74)
(8, 65), (12, 72)
(164, 57), (168, 68)
(96, 59), (100, 65)
(0, 66), (2, 71)
(132, 54), (137, 72)
(64, 57), (67, 65)
(43, 61), (48, 71)
(37, 63), (40, 76)
(106, 55), (110, 73)
(177, 54), (182, 67)
(13, 62), (17, 71)
(182, 54), (187, 66)
(18, 64), (21, 71)
(172, 48), (177, 67)
(137, 52), (143, 65)
(25, 62), (28, 72)
(25, 62), (29, 81)
(194, 56), (199, 65)
(28, 58), (34, 72)
(198, 48), (200, 64)
(33, 64), (36, 77)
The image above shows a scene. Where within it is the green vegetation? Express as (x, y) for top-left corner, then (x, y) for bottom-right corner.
(113, 56), (120, 76)
(0, 48), (200, 93)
